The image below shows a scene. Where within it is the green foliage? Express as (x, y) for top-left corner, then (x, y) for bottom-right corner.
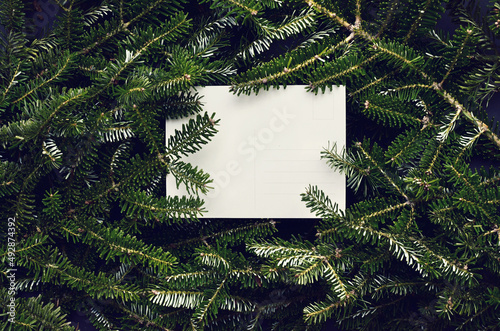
(1, 0), (500, 330)
(0, 1), (278, 330)
(231, 0), (500, 329)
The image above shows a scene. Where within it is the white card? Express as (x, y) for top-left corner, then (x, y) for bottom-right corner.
(166, 86), (345, 218)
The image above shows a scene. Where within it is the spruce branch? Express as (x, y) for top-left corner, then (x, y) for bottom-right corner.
(169, 220), (276, 248)
(308, 54), (378, 91)
(303, 294), (350, 324)
(372, 40), (428, 78)
(203, 0), (260, 16)
(12, 54), (73, 104)
(0, 292), (73, 331)
(167, 160), (212, 195)
(192, 277), (227, 327)
(375, 0), (400, 39)
(1, 62), (22, 102)
(150, 289), (204, 309)
(404, 0), (438, 42)
(231, 35), (354, 94)
(323, 260), (351, 300)
(305, 0), (500, 151)
(440, 28), (474, 86)
(349, 72), (393, 97)
(356, 142), (408, 200)
(304, 0), (351, 30)
(63, 221), (178, 274)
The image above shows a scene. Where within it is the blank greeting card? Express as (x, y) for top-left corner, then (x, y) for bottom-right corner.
(166, 86), (345, 218)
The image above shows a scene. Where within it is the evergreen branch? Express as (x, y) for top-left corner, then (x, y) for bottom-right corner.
(338, 295), (406, 325)
(269, 10), (316, 39)
(59, 0), (78, 49)
(302, 185), (339, 219)
(404, 0), (433, 42)
(0, 293), (73, 331)
(41, 139), (63, 169)
(0, 0), (25, 31)
(231, 36), (353, 93)
(440, 29), (473, 86)
(226, 0), (259, 15)
(249, 242), (315, 259)
(373, 279), (429, 296)
(376, 0), (399, 38)
(166, 112), (219, 158)
(79, 21), (126, 55)
(424, 140), (444, 175)
(309, 54), (379, 90)
(35, 88), (87, 139)
(349, 72), (393, 97)
(51, 0), (69, 12)
(21, 250), (140, 301)
(455, 197), (495, 223)
(165, 271), (219, 287)
(149, 74), (195, 95)
(81, 224), (178, 274)
(125, 0), (179, 28)
(193, 278), (227, 327)
(197, 251), (231, 271)
(446, 163), (481, 198)
(166, 160), (212, 195)
(359, 202), (408, 222)
(458, 305), (492, 330)
(435, 86), (500, 149)
(136, 14), (190, 54)
(169, 221), (276, 248)
(381, 234), (422, 271)
(0, 179), (17, 197)
(0, 234), (48, 259)
(114, 263), (134, 283)
(324, 260), (350, 300)
(115, 302), (174, 331)
(386, 128), (428, 165)
(220, 294), (255, 312)
(88, 182), (121, 208)
(479, 175), (500, 188)
(275, 254), (328, 268)
(334, 218), (422, 272)
(1, 62), (21, 102)
(480, 227), (499, 239)
(456, 128), (484, 162)
(293, 258), (324, 285)
(321, 143), (365, 175)
(83, 4), (112, 27)
(319, 143), (373, 195)
(13, 55), (72, 104)
(304, 0), (351, 29)
(356, 142), (408, 200)
(101, 124), (134, 142)
(437, 106), (462, 143)
(90, 15), (189, 98)
(362, 98), (423, 128)
(120, 191), (204, 222)
(303, 294), (350, 324)
(429, 204), (466, 235)
(355, 0), (361, 26)
(416, 239), (476, 284)
(388, 83), (435, 96)
(373, 40), (428, 78)
(204, 0), (259, 16)
(132, 105), (163, 154)
(150, 289), (203, 309)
